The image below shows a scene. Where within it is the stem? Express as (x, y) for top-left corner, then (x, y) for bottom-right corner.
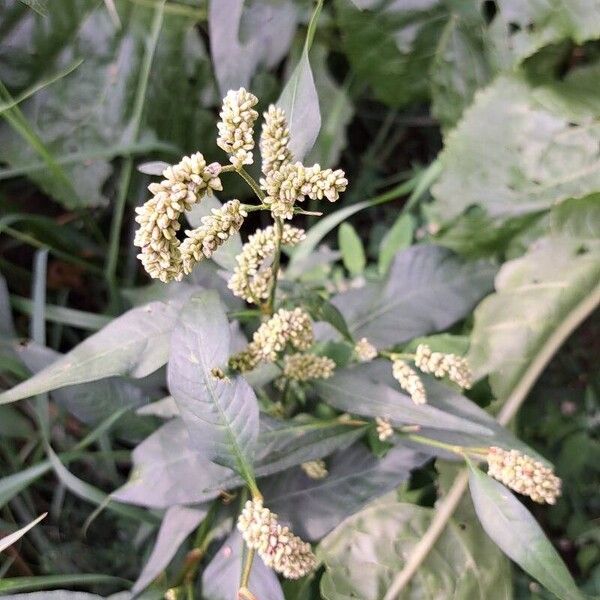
(382, 471), (470, 600)
(383, 283), (600, 599)
(237, 167), (266, 201)
(239, 548), (256, 589)
(404, 434), (464, 457)
(266, 217), (284, 314)
(104, 0), (165, 303)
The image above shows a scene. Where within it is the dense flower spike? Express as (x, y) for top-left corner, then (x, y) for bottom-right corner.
(228, 225), (305, 304)
(229, 308), (314, 372)
(414, 344), (473, 389)
(392, 358), (427, 405)
(134, 153), (223, 282)
(260, 105), (293, 175)
(261, 162), (348, 220)
(237, 499), (317, 579)
(301, 459), (328, 480)
(486, 447), (562, 504)
(283, 353), (336, 382)
(217, 88), (259, 169)
(180, 200), (247, 275)
(354, 337), (377, 362)
(375, 417), (393, 441)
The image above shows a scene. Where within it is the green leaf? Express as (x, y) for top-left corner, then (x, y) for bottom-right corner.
(16, 0), (48, 15)
(302, 291), (354, 342)
(278, 0), (323, 160)
(430, 13), (491, 129)
(202, 531), (284, 600)
(378, 213), (414, 275)
(484, 0), (600, 70)
(0, 1), (213, 208)
(467, 197), (600, 398)
(132, 505), (207, 594)
(468, 462), (584, 600)
(319, 491), (512, 600)
(430, 67), (600, 229)
(0, 300), (183, 404)
(335, 0), (448, 108)
(0, 512), (47, 553)
(0, 575), (129, 594)
(168, 291), (259, 481)
(338, 223), (366, 276)
(113, 416), (364, 508)
(315, 363), (492, 437)
(332, 245), (496, 347)
(261, 443), (427, 540)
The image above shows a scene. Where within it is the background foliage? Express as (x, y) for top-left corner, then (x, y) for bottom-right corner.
(0, 0), (598, 598)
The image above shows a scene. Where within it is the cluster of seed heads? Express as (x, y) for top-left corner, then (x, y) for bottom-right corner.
(282, 353), (336, 382)
(301, 459), (328, 480)
(414, 344), (473, 389)
(237, 499), (317, 579)
(216, 88), (259, 169)
(134, 153), (222, 282)
(354, 337), (377, 362)
(229, 308), (314, 372)
(228, 224), (305, 304)
(375, 417), (393, 442)
(487, 447), (562, 504)
(392, 358), (427, 405)
(180, 200), (247, 274)
(260, 105), (293, 175)
(261, 161), (348, 220)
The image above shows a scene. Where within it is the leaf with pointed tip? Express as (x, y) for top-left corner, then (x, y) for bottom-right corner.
(133, 505), (207, 594)
(0, 300), (182, 405)
(0, 513), (46, 553)
(168, 291), (259, 480)
(468, 462), (584, 600)
(202, 531), (284, 600)
(331, 245), (496, 347)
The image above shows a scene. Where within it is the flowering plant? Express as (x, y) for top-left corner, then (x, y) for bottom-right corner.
(0, 1), (598, 599)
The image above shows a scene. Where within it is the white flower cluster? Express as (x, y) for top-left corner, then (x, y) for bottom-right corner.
(237, 499), (317, 579)
(301, 459), (328, 480)
(260, 105), (293, 176)
(392, 358), (427, 405)
(414, 344), (473, 389)
(261, 161), (348, 220)
(375, 416), (393, 441)
(487, 447), (562, 504)
(228, 224), (305, 304)
(354, 337), (377, 362)
(282, 353), (336, 382)
(229, 308), (314, 372)
(216, 88), (259, 169)
(180, 200), (247, 274)
(134, 153), (222, 282)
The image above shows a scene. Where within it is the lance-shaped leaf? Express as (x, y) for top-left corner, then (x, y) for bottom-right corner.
(262, 443), (428, 541)
(113, 416), (364, 509)
(319, 492), (512, 600)
(331, 245), (496, 347)
(0, 300), (184, 405)
(278, 0), (322, 160)
(202, 531), (284, 600)
(468, 462), (584, 600)
(315, 362), (492, 437)
(168, 291), (258, 480)
(468, 197), (600, 398)
(0, 512), (47, 553)
(132, 505), (207, 594)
